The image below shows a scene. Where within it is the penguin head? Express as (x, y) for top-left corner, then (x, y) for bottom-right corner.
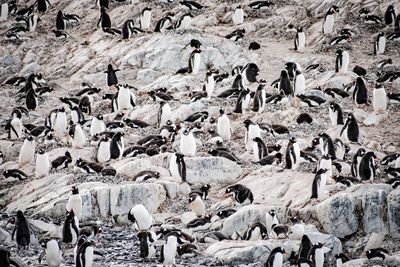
(208, 149), (218, 156)
(317, 168), (328, 174)
(286, 24), (295, 32)
(290, 216), (302, 224)
(37, 148), (45, 154)
(143, 7), (152, 12)
(347, 113), (355, 121)
(331, 5), (339, 13)
(359, 7), (370, 17)
(375, 83), (383, 90)
(268, 209), (276, 217)
(289, 136), (297, 143)
(16, 210), (24, 218)
(58, 106), (65, 113)
(11, 109), (22, 119)
(336, 49), (343, 56)
(329, 101), (336, 110)
(236, 5), (242, 9)
(26, 135), (34, 142)
(253, 137), (262, 143)
(188, 193), (200, 203)
(71, 186), (79, 195)
(209, 117), (216, 124)
(313, 242), (324, 249)
(182, 128), (190, 135)
(378, 32), (385, 38)
(243, 119), (253, 128)
(219, 108), (225, 115)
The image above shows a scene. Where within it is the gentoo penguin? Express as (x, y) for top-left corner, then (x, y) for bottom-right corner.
(323, 5), (339, 34)
(95, 0), (109, 9)
(265, 247), (285, 267)
(279, 70), (293, 96)
(56, 10), (66, 30)
(9, 110), (23, 140)
(372, 83), (387, 113)
(351, 148), (366, 178)
(252, 80), (267, 112)
(174, 13), (192, 30)
(294, 70), (305, 96)
(385, 5), (396, 25)
(265, 210), (279, 234)
(329, 102), (344, 126)
(253, 137), (268, 162)
(309, 243), (325, 267)
(160, 235), (178, 266)
(69, 123), (86, 149)
(353, 77), (368, 105)
(19, 135), (35, 165)
(54, 107), (68, 138)
(216, 209), (236, 219)
(381, 153), (400, 167)
(63, 210), (79, 244)
(297, 113), (313, 124)
(0, 248), (20, 267)
(233, 88), (251, 113)
(208, 149), (241, 163)
(38, 239), (62, 267)
(313, 133), (336, 159)
(75, 238), (95, 267)
(28, 14), (41, 32)
(335, 49), (349, 73)
(154, 12), (174, 33)
(224, 184), (254, 204)
(169, 152), (186, 182)
(0, 151), (3, 165)
(105, 64), (119, 88)
(140, 7), (152, 30)
(188, 48), (201, 75)
(11, 210), (30, 249)
(241, 63), (260, 84)
(35, 149), (50, 178)
(270, 224), (289, 239)
(116, 84), (135, 111)
(244, 119), (261, 153)
(180, 0), (204, 10)
(159, 101), (172, 126)
(204, 69), (218, 99)
(334, 138), (350, 161)
(90, 115), (106, 137)
(180, 128), (196, 156)
(66, 186), (82, 220)
(232, 5), (244, 25)
(98, 6), (111, 29)
(242, 222), (268, 241)
(217, 108), (231, 142)
(374, 32), (386, 55)
(340, 113), (359, 142)
(121, 19), (136, 39)
(359, 152), (377, 182)
(128, 204), (152, 231)
(189, 192), (206, 218)
(287, 25), (305, 51)
(37, 0), (51, 13)
(311, 168), (328, 200)
(187, 214), (212, 230)
(288, 217), (305, 240)
(190, 184), (211, 200)
(137, 231), (156, 258)
(318, 154), (333, 178)
(51, 151), (72, 170)
(110, 132), (124, 160)
(366, 248), (389, 261)
(25, 89), (39, 110)
(285, 136), (301, 170)
(70, 106), (84, 124)
(96, 136), (111, 163)
(335, 253), (350, 267)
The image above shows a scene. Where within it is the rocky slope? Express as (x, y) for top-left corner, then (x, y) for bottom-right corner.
(0, 0), (400, 266)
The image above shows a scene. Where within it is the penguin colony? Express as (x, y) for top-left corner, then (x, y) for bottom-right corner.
(0, 0), (400, 266)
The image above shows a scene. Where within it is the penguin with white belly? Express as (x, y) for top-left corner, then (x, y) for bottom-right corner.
(35, 148), (50, 178)
(180, 128), (196, 156)
(19, 135), (36, 165)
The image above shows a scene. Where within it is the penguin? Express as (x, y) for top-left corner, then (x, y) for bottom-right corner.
(187, 214), (212, 230)
(208, 149), (241, 163)
(160, 235), (178, 266)
(116, 84), (135, 111)
(381, 153), (400, 167)
(79, 96), (91, 115)
(66, 186), (82, 220)
(242, 222), (268, 241)
(25, 88), (39, 110)
(121, 19), (135, 39)
(241, 63), (260, 84)
(0, 151), (3, 165)
(154, 12), (174, 33)
(323, 5), (339, 34)
(28, 14), (41, 32)
(309, 243), (325, 267)
(288, 217), (305, 240)
(70, 106), (84, 124)
(244, 119), (261, 153)
(184, 111), (208, 123)
(351, 148), (366, 178)
(340, 113), (359, 143)
(294, 27), (306, 51)
(285, 136), (301, 170)
(265, 209), (279, 234)
(318, 154), (333, 178)
(11, 210), (30, 249)
(105, 64), (119, 88)
(232, 5), (244, 25)
(217, 108), (231, 142)
(128, 204), (153, 231)
(189, 192), (206, 218)
(297, 113), (313, 124)
(366, 248), (389, 261)
(180, 128), (196, 156)
(253, 137), (268, 162)
(216, 209), (236, 219)
(56, 10), (66, 30)
(374, 32), (386, 55)
(54, 107), (68, 138)
(63, 210), (79, 244)
(233, 88), (251, 113)
(225, 28), (245, 41)
(252, 79), (267, 112)
(334, 138), (350, 161)
(19, 135), (35, 165)
(190, 184), (211, 200)
(385, 5), (396, 25)
(133, 170), (160, 182)
(9, 110), (23, 140)
(298, 235), (313, 263)
(335, 49), (349, 73)
(101, 166), (116, 176)
(169, 152), (186, 182)
(328, 102), (344, 126)
(204, 69), (218, 99)
(90, 115), (106, 137)
(35, 149), (49, 178)
(158, 101), (172, 127)
(359, 152), (377, 182)
(38, 239), (62, 267)
(377, 58), (393, 69)
(69, 123), (86, 149)
(188, 48), (201, 75)
(51, 151), (72, 170)
(294, 70), (305, 96)
(278, 70), (293, 96)
(0, 248), (20, 267)
(314, 133), (336, 160)
(174, 13), (192, 30)
(137, 231), (156, 258)
(224, 184), (254, 204)
(311, 168), (328, 200)
(76, 158), (103, 174)
(270, 224), (289, 239)
(372, 83), (387, 113)
(75, 238), (95, 267)
(96, 136), (111, 163)
(180, 1), (204, 10)
(98, 6), (111, 29)
(140, 7), (152, 30)
(110, 131), (124, 160)
(298, 95), (326, 107)
(265, 247), (285, 267)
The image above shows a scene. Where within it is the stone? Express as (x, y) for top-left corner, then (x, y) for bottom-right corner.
(388, 189), (400, 238)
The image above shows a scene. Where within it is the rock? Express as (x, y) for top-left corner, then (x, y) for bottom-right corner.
(388, 189), (400, 238)
(28, 219), (56, 234)
(363, 232), (385, 252)
(361, 186), (391, 234)
(0, 228), (11, 244)
(181, 212), (198, 225)
(343, 259), (366, 267)
(363, 112), (388, 126)
(315, 194), (358, 238)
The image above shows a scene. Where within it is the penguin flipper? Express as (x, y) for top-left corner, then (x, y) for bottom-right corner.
(38, 250), (45, 263)
(159, 245), (165, 263)
(94, 250), (104, 257)
(10, 259), (21, 267)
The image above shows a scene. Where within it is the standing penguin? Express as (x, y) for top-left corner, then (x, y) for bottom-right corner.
(38, 239), (62, 267)
(110, 131), (124, 160)
(294, 70), (305, 96)
(311, 168), (328, 200)
(188, 48), (201, 75)
(295, 27), (306, 51)
(265, 247), (285, 267)
(253, 137), (268, 162)
(54, 107), (68, 138)
(217, 108), (231, 142)
(128, 204), (153, 230)
(63, 210), (79, 245)
(75, 239), (94, 267)
(155, 12), (174, 33)
(56, 10), (66, 30)
(97, 136), (111, 163)
(69, 123), (86, 149)
(353, 77), (368, 106)
(159, 101), (172, 127)
(105, 64), (119, 89)
(359, 152), (377, 182)
(12, 210), (30, 250)
(310, 243), (325, 267)
(335, 49), (349, 73)
(180, 128), (196, 156)
(323, 5), (339, 34)
(189, 193), (206, 218)
(140, 7), (152, 30)
(374, 32), (386, 55)
(169, 152), (186, 182)
(90, 115), (106, 137)
(252, 80), (267, 112)
(37, 0), (51, 13)
(98, 6), (111, 29)
(233, 88), (251, 113)
(318, 154), (333, 178)
(35, 148), (50, 178)
(160, 235), (178, 266)
(351, 148), (366, 178)
(232, 5), (244, 25)
(70, 106), (84, 124)
(385, 5), (396, 25)
(174, 13), (192, 30)
(285, 136), (301, 170)
(121, 19), (135, 39)
(329, 102), (344, 126)
(372, 83), (387, 113)
(19, 135), (36, 165)
(244, 119), (261, 153)
(9, 110), (23, 140)
(66, 186), (82, 220)
(28, 14), (41, 32)
(278, 70), (293, 96)
(340, 113), (359, 143)
(25, 88), (39, 110)
(204, 69), (218, 99)
(265, 210), (279, 234)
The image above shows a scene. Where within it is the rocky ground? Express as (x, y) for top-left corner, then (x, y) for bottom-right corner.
(0, 0), (400, 266)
